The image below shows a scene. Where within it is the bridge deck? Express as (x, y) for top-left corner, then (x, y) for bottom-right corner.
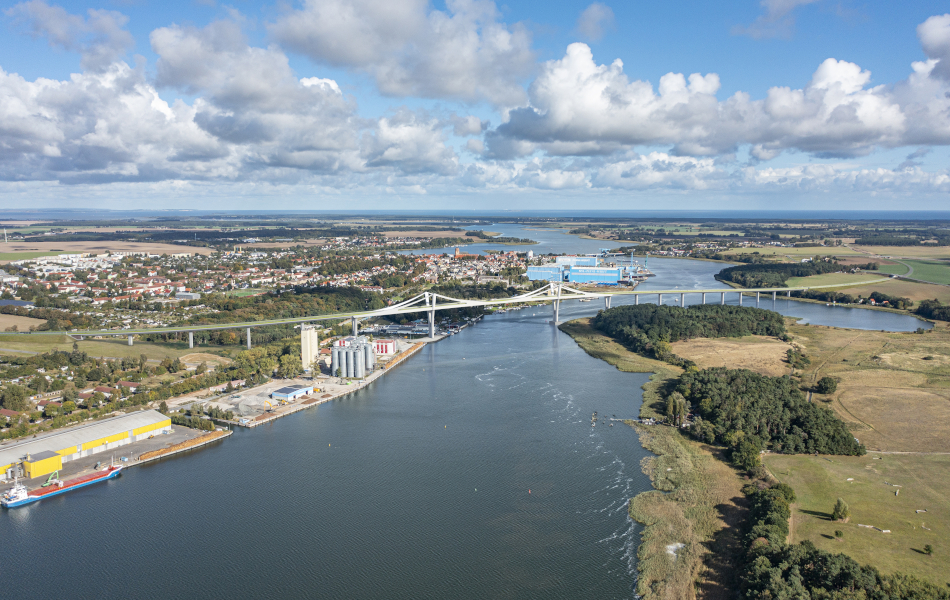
(2, 279), (885, 338)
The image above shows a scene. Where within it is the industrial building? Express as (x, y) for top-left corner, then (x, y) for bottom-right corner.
(331, 336), (376, 378)
(374, 339), (396, 355)
(270, 385), (314, 401)
(301, 324), (320, 372)
(0, 410), (172, 480)
(527, 253), (648, 285)
(566, 266), (622, 284)
(555, 256), (597, 266)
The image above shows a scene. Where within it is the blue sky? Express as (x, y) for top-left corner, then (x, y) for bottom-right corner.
(1, 0), (950, 210)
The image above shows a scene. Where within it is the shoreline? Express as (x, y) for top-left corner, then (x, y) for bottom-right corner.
(559, 318), (746, 600)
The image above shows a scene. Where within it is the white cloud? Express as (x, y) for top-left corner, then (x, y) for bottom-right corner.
(576, 3), (614, 41)
(362, 110), (459, 175)
(487, 42), (949, 160)
(0, 16), (460, 184)
(269, 0), (534, 105)
(733, 0), (821, 39)
(918, 14), (950, 81)
(6, 0), (134, 72)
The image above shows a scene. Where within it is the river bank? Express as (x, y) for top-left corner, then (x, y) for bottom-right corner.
(559, 319), (747, 600)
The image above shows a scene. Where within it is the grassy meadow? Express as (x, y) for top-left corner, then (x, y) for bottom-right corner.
(765, 453), (950, 587)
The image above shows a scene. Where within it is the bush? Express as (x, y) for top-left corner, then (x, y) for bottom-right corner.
(834, 529), (843, 538)
(832, 497), (851, 522)
(815, 377), (838, 394)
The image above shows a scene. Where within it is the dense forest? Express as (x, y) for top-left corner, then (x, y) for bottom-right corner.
(716, 260), (846, 287)
(741, 483), (949, 598)
(591, 304), (786, 365)
(682, 367), (865, 457)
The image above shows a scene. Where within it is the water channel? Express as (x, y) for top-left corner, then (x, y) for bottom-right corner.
(0, 234), (931, 599)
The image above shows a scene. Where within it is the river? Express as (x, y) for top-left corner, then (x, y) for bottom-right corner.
(0, 234), (931, 599)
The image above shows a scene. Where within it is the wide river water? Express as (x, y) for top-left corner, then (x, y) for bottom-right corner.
(0, 233), (931, 599)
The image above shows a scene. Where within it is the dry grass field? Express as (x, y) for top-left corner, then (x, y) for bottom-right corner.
(0, 314), (47, 331)
(180, 352), (232, 366)
(0, 241), (212, 262)
(765, 453), (950, 586)
(670, 335), (792, 376)
(789, 321), (950, 452)
(831, 278), (950, 304)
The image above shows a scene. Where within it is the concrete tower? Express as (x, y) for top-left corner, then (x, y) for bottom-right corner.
(301, 324), (320, 372)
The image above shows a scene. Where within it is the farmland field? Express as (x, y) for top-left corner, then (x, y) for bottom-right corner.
(850, 245), (950, 259)
(901, 259), (950, 285)
(832, 278), (950, 304)
(0, 241), (212, 263)
(785, 272), (885, 288)
(764, 453), (950, 587)
(724, 246), (861, 259)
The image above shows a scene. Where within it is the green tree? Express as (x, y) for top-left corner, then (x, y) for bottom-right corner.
(1, 385), (29, 412)
(87, 391), (106, 408)
(834, 530), (843, 538)
(731, 437), (762, 471)
(665, 392), (689, 426)
(196, 362), (208, 375)
(277, 354), (303, 379)
(832, 497), (851, 522)
(923, 544), (933, 555)
(158, 400), (169, 414)
(816, 376), (838, 394)
(61, 400), (76, 413)
(44, 404), (59, 418)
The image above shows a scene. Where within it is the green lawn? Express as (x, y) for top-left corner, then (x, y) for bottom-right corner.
(902, 260), (950, 285)
(765, 454), (950, 587)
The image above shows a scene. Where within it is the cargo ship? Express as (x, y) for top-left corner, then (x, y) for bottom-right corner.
(1, 465), (123, 508)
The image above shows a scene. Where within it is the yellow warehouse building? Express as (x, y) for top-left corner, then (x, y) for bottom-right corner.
(1, 410), (171, 480)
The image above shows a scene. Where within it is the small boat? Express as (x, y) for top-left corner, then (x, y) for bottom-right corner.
(2, 465), (123, 508)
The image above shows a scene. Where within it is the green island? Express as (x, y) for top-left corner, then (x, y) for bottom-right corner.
(561, 304), (950, 600)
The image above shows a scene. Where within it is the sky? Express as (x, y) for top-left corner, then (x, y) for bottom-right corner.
(1, 0), (950, 211)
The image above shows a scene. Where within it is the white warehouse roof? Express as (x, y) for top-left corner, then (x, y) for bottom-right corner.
(0, 410), (169, 467)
